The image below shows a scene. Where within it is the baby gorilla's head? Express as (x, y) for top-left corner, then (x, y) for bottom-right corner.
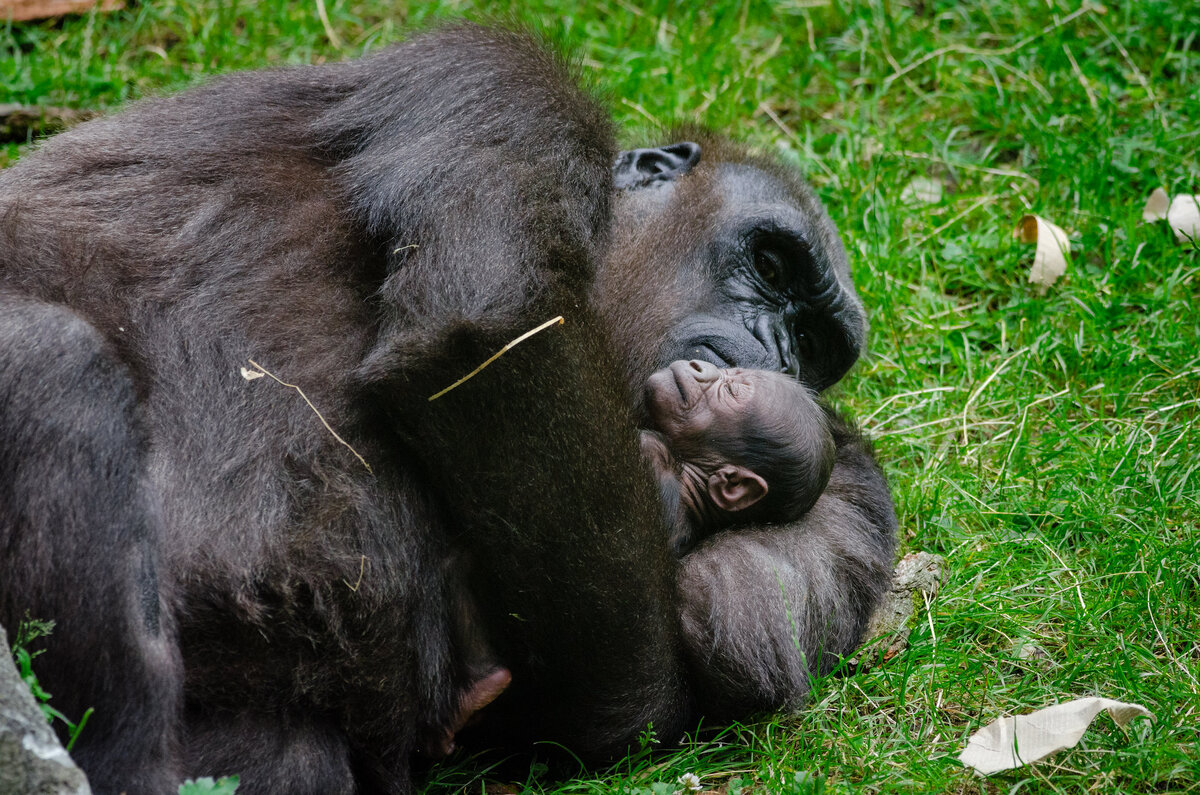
(644, 360), (835, 530)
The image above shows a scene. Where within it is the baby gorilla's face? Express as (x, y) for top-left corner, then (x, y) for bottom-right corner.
(644, 359), (784, 462)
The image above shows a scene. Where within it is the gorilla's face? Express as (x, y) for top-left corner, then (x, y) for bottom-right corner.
(604, 141), (866, 395)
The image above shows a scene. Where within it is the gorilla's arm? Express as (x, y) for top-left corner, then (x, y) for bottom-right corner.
(678, 416), (896, 716)
(333, 27), (693, 755)
(394, 316), (692, 755)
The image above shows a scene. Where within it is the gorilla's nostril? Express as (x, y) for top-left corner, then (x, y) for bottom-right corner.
(689, 360), (704, 372)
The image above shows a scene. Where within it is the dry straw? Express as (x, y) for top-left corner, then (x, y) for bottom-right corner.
(428, 316), (565, 401)
(242, 359), (372, 473)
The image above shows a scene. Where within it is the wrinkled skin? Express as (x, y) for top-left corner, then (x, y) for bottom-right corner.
(641, 360), (836, 555)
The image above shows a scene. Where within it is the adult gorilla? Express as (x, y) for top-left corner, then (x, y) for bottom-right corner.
(0, 23), (895, 795)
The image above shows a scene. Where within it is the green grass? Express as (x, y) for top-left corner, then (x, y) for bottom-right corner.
(4, 0), (1198, 792)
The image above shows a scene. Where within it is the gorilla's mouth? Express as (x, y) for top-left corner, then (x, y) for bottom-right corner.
(687, 342), (731, 369)
(688, 333), (784, 374)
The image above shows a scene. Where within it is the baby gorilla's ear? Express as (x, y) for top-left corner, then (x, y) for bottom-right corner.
(707, 465), (768, 513)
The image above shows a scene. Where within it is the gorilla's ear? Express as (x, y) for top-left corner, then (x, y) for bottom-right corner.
(613, 142), (701, 190)
(707, 465), (767, 513)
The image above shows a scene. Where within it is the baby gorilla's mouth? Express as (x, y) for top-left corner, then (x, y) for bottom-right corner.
(673, 367), (688, 403)
(668, 360), (704, 410)
(643, 367), (687, 430)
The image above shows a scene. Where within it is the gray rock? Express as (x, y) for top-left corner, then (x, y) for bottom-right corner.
(0, 622), (92, 795)
(854, 551), (944, 669)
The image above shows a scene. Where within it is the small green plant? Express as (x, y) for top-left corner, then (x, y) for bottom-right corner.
(10, 615), (93, 751)
(178, 776), (240, 795)
(636, 723), (658, 752)
(628, 783), (674, 795)
(786, 771), (826, 795)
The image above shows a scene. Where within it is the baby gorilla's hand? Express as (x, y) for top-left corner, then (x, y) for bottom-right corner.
(424, 667), (512, 757)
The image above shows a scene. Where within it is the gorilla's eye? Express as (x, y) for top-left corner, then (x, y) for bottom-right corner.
(753, 246), (787, 292)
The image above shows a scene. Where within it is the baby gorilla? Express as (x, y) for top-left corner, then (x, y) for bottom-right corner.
(640, 360), (836, 555)
(433, 360), (835, 755)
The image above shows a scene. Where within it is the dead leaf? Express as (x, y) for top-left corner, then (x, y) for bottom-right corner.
(1013, 641), (1051, 663)
(0, 0), (123, 23)
(900, 177), (944, 204)
(959, 697), (1153, 775)
(1141, 188), (1200, 247)
(1017, 214), (1071, 288)
(859, 138), (884, 162)
(1142, 187), (1170, 222)
(240, 366), (265, 381)
(481, 783), (521, 795)
(1167, 194), (1200, 247)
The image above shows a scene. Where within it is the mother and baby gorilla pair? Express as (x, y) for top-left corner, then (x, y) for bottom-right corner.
(0, 22), (896, 795)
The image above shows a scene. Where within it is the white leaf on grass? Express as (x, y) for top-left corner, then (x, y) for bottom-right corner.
(859, 138), (884, 162)
(240, 366), (265, 381)
(959, 697), (1153, 775)
(1167, 194), (1200, 247)
(900, 177), (944, 204)
(1017, 214), (1070, 288)
(1142, 187), (1170, 222)
(1142, 188), (1200, 247)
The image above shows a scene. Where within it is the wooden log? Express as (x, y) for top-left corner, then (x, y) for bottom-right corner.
(851, 551), (944, 670)
(0, 0), (123, 23)
(0, 104), (97, 142)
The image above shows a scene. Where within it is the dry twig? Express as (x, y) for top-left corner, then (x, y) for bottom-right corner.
(428, 316), (565, 401)
(243, 359), (372, 473)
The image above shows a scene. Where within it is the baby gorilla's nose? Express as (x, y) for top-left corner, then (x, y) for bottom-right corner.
(687, 359), (720, 380)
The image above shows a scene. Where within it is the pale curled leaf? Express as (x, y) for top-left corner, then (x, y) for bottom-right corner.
(1018, 214), (1070, 288)
(1142, 187), (1170, 222)
(1167, 194), (1200, 247)
(240, 366), (265, 381)
(1141, 188), (1200, 247)
(900, 177), (944, 204)
(958, 697), (1153, 775)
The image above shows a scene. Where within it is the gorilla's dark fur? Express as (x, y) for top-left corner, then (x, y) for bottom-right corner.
(0, 24), (896, 794)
